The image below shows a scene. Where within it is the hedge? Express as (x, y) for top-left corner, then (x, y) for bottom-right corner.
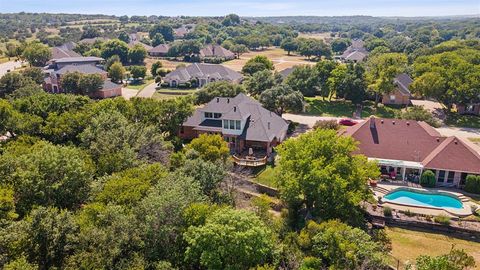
(420, 170), (436, 187)
(465, 175), (480, 194)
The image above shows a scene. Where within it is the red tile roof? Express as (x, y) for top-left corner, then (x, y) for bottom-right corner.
(341, 117), (480, 173)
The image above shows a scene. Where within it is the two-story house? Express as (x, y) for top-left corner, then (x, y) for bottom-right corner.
(180, 93), (289, 162)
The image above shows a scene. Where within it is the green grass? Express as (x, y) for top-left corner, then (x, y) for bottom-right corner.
(152, 88), (198, 100)
(304, 97), (402, 118)
(252, 165), (278, 188)
(125, 79), (154, 90)
(386, 227), (480, 269)
(445, 113), (480, 129)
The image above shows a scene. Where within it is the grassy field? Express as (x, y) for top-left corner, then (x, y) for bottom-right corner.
(445, 113), (480, 129)
(223, 47), (315, 72)
(298, 32), (333, 42)
(153, 88), (198, 100)
(305, 97), (402, 118)
(387, 227), (480, 269)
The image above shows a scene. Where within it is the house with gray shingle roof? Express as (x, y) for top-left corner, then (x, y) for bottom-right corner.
(148, 44), (171, 57)
(199, 44), (235, 61)
(164, 63), (242, 88)
(382, 73), (413, 105)
(338, 39), (368, 63)
(180, 93), (289, 161)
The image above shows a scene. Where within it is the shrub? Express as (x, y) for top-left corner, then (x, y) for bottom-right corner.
(313, 120), (340, 130)
(383, 206), (392, 217)
(434, 214), (451, 225)
(464, 175), (480, 194)
(395, 105), (441, 127)
(420, 170), (436, 187)
(404, 210), (415, 217)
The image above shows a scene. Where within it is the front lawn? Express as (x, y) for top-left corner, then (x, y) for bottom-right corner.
(445, 113), (480, 129)
(126, 79), (154, 90)
(386, 227), (480, 269)
(304, 97), (403, 118)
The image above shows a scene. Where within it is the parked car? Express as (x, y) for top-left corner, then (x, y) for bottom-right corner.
(339, 118), (357, 126)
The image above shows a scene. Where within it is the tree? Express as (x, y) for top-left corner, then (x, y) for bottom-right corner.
(413, 248), (476, 270)
(78, 73), (103, 94)
(242, 55), (274, 75)
(195, 81), (245, 104)
(365, 52), (408, 106)
(101, 39), (129, 64)
(22, 42), (51, 67)
(184, 208), (274, 270)
(285, 65), (320, 97)
(0, 72), (35, 97)
(105, 55), (121, 71)
(118, 31), (130, 43)
(231, 44), (248, 58)
(336, 63), (367, 104)
(297, 38), (332, 60)
(60, 72), (82, 94)
(128, 44), (147, 64)
(0, 186), (17, 221)
(411, 47), (480, 109)
(259, 84), (304, 116)
(108, 62), (125, 83)
(21, 207), (78, 270)
(149, 23), (174, 42)
(281, 38), (299, 55)
(5, 43), (20, 59)
(152, 33), (165, 47)
(331, 38), (351, 54)
(464, 175), (480, 194)
(395, 105), (440, 127)
(21, 67), (44, 84)
(222, 14), (241, 26)
(180, 159), (226, 198)
(420, 170), (436, 187)
(0, 140), (95, 216)
(327, 64), (348, 100)
(275, 129), (379, 227)
(151, 61), (163, 76)
(130, 65), (147, 81)
(299, 220), (387, 269)
(244, 70), (282, 97)
(185, 134), (230, 163)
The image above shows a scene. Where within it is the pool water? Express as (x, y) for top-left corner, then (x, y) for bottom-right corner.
(384, 189), (463, 209)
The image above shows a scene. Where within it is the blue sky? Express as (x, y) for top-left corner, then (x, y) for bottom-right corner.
(1, 0), (479, 17)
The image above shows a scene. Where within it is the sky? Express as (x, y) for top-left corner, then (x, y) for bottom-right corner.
(0, 0), (479, 17)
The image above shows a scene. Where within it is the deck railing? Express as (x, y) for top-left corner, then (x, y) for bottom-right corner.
(232, 155), (267, 167)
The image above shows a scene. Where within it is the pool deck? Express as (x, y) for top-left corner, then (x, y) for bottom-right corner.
(373, 182), (478, 217)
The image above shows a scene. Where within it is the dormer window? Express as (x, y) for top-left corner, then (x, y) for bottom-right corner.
(204, 112), (213, 118)
(213, 113), (221, 118)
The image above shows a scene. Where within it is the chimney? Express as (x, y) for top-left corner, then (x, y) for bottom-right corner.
(268, 122), (271, 129)
(216, 97), (219, 103)
(233, 106), (236, 112)
(370, 118), (376, 129)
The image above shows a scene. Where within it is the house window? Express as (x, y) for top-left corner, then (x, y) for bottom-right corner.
(447, 171), (455, 183)
(229, 120), (235, 129)
(205, 112), (213, 118)
(390, 95), (396, 101)
(438, 170), (445, 182)
(214, 113), (221, 118)
(235, 120), (241, 130)
(223, 120), (228, 129)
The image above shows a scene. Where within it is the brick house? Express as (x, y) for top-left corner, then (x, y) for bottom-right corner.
(180, 93), (289, 163)
(382, 73), (413, 105)
(43, 57), (122, 99)
(341, 117), (480, 187)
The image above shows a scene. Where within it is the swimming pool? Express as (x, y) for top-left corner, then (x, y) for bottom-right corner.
(383, 189), (463, 209)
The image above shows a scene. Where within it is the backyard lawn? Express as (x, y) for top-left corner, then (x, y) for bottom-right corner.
(386, 227), (480, 269)
(125, 79), (154, 90)
(305, 97), (403, 118)
(252, 165), (278, 188)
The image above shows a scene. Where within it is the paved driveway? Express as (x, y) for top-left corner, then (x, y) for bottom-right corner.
(0, 61), (23, 76)
(136, 82), (157, 98)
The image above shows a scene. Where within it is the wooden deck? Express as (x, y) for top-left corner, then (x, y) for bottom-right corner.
(232, 155), (267, 167)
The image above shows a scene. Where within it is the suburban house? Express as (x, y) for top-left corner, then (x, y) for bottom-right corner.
(174, 25), (195, 39)
(50, 42), (80, 61)
(200, 44), (236, 61)
(341, 117), (480, 187)
(129, 40), (153, 51)
(339, 39), (368, 62)
(164, 63), (242, 88)
(43, 56), (122, 99)
(180, 93), (289, 166)
(382, 73), (413, 105)
(148, 44), (171, 57)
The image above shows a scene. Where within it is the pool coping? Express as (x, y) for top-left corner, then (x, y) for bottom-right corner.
(377, 186), (475, 217)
